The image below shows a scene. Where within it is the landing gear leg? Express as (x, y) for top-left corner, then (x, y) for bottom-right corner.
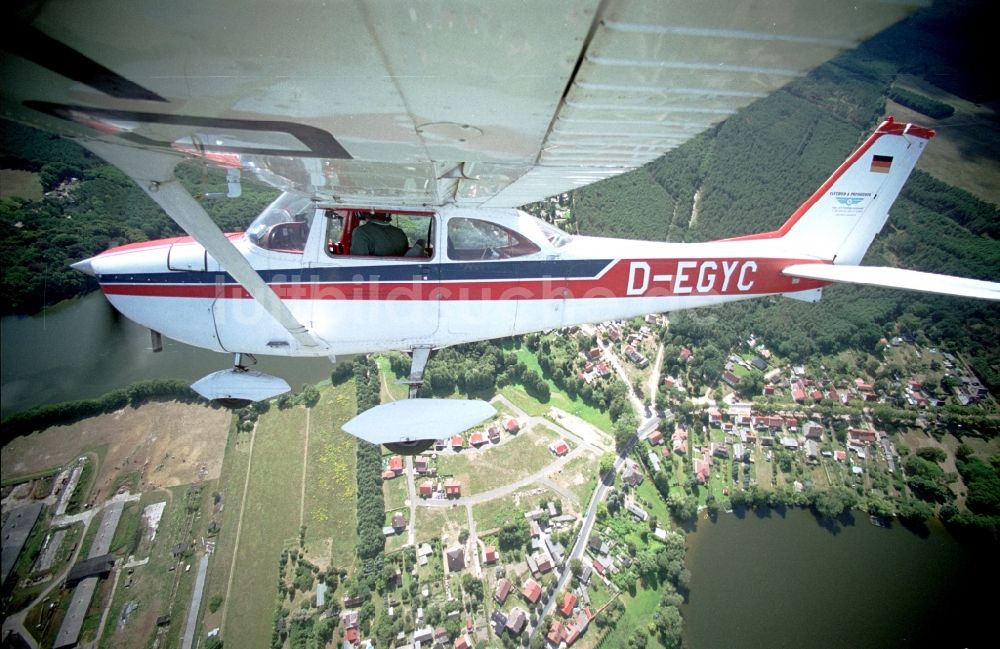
(383, 346), (436, 455)
(404, 346), (432, 399)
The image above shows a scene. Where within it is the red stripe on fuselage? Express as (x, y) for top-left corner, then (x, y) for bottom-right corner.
(101, 258), (829, 300)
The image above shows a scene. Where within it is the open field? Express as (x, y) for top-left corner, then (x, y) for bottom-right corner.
(549, 449), (600, 509)
(436, 426), (560, 494)
(472, 486), (562, 531)
(200, 419), (250, 636)
(1, 401), (231, 503)
(382, 474), (410, 512)
(301, 384), (358, 562)
(218, 404), (307, 648)
(889, 75), (1000, 205)
(590, 586), (665, 649)
(413, 506), (467, 544)
(0, 169), (43, 200)
(509, 346), (614, 432)
(204, 382), (357, 647)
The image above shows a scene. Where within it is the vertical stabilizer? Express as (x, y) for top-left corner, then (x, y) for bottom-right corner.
(727, 118), (934, 264)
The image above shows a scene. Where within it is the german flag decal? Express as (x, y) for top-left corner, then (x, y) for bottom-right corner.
(870, 154), (893, 173)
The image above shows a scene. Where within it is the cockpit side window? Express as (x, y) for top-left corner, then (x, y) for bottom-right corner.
(446, 217), (541, 260)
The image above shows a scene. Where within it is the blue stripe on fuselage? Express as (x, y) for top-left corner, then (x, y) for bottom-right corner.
(98, 259), (615, 285)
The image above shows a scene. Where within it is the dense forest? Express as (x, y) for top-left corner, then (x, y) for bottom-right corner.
(571, 14), (1000, 392)
(0, 121), (277, 314)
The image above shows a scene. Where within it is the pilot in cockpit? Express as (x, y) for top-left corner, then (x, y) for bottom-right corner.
(350, 212), (409, 256)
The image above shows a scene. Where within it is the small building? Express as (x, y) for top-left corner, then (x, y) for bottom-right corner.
(388, 455), (404, 474)
(522, 579), (542, 604)
(419, 480), (434, 498)
(446, 546), (465, 572)
(451, 435), (464, 450)
(484, 546), (498, 564)
(648, 430), (662, 446)
(780, 437), (799, 450)
(534, 554), (553, 574)
(506, 608), (527, 635)
(413, 626), (434, 644)
(445, 478), (462, 498)
(491, 610), (508, 635)
(469, 431), (486, 447)
(414, 455), (430, 473)
(392, 512), (407, 530)
(495, 577), (513, 604)
(506, 419), (520, 434)
(488, 426), (501, 443)
(803, 422), (823, 440)
(66, 554), (115, 587)
(695, 457), (711, 485)
(560, 592), (578, 617)
(622, 463), (643, 486)
(550, 440), (569, 456)
(710, 442), (728, 459)
(547, 621), (567, 646)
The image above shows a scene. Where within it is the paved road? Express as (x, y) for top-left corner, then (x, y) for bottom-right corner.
(530, 342), (666, 640)
(182, 554), (210, 649)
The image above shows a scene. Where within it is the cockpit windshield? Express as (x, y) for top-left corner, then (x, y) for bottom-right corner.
(246, 193), (315, 252)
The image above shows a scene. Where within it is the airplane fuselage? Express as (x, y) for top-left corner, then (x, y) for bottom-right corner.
(82, 205), (828, 357)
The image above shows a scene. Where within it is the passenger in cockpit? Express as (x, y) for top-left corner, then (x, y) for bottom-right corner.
(350, 212), (409, 256)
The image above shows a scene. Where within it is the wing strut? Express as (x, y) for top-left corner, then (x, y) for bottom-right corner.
(80, 140), (328, 351)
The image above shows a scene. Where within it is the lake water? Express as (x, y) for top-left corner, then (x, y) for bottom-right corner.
(683, 508), (997, 649)
(1, 292), (337, 419)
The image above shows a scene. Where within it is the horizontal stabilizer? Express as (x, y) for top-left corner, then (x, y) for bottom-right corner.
(783, 264), (1000, 301)
(343, 399), (496, 446)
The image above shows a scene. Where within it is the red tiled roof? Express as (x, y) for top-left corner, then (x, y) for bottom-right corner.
(522, 580), (542, 603)
(560, 592), (578, 616)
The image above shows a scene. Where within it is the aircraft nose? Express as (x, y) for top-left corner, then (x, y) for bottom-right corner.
(71, 257), (96, 276)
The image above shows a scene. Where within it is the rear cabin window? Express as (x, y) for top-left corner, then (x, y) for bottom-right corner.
(446, 218), (541, 260)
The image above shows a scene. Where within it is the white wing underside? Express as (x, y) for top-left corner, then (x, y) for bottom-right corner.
(1, 0), (925, 207)
(783, 264), (1000, 301)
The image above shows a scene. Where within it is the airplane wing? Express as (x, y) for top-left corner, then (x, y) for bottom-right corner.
(1, 0), (926, 208)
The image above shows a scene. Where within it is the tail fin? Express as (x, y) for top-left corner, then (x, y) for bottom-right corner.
(727, 117), (934, 264)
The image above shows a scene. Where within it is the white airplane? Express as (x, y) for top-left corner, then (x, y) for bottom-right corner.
(2, 1), (997, 453)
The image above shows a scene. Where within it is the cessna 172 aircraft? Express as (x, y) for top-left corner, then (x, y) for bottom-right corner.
(2, 1), (997, 453)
